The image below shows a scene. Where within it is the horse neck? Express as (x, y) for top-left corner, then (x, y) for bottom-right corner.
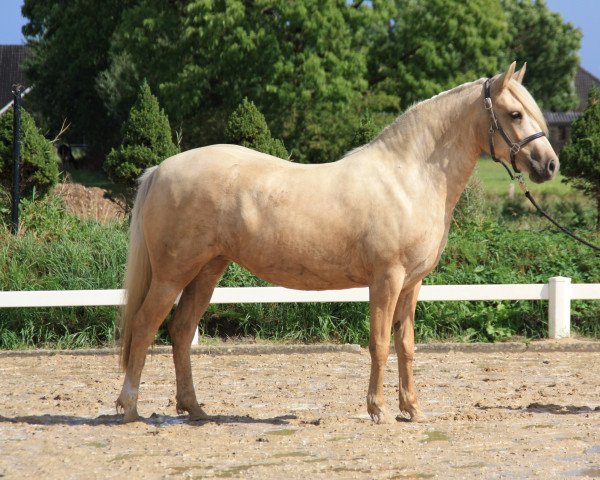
(375, 80), (486, 211)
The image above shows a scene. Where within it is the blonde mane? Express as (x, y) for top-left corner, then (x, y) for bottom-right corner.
(346, 76), (547, 157)
(506, 79), (548, 135)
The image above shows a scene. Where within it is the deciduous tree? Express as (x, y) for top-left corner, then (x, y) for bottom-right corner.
(368, 0), (510, 108)
(502, 0), (582, 111)
(22, 0), (132, 162)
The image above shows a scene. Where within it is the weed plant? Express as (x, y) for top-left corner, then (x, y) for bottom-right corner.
(0, 192), (127, 348)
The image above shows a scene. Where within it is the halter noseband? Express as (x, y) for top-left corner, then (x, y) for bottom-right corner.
(484, 78), (545, 178)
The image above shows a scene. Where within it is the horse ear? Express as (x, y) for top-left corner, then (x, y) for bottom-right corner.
(513, 62), (527, 84)
(497, 61), (517, 90)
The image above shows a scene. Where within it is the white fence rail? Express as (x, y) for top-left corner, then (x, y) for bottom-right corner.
(1, 277), (598, 341)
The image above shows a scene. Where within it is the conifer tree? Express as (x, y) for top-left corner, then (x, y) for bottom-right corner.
(225, 98), (289, 159)
(0, 107), (59, 196)
(105, 81), (179, 193)
(560, 86), (600, 229)
(349, 110), (379, 150)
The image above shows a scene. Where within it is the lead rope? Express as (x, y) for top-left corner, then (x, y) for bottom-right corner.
(510, 173), (600, 253)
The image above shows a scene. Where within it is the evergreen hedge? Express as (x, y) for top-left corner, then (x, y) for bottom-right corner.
(104, 81), (179, 193)
(0, 107), (59, 196)
(225, 98), (289, 159)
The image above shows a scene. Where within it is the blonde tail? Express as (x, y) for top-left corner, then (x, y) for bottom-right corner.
(119, 166), (158, 369)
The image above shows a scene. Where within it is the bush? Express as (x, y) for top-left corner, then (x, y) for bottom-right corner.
(104, 81), (179, 194)
(348, 109), (379, 151)
(0, 107), (59, 196)
(225, 98), (289, 159)
(560, 86), (600, 229)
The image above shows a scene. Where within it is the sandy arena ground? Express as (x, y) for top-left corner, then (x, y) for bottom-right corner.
(1, 342), (599, 479)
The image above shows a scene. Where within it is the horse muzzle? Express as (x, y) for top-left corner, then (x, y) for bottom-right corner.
(527, 155), (559, 183)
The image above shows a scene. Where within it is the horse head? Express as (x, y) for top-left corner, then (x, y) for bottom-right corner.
(485, 62), (559, 184)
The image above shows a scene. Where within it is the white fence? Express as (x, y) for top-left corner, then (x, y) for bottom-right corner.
(1, 276), (599, 342)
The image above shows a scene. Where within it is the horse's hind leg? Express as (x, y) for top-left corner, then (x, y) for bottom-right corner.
(168, 257), (230, 420)
(393, 281), (425, 422)
(116, 279), (187, 422)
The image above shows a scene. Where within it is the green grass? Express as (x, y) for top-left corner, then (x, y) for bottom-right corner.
(68, 168), (121, 193)
(476, 157), (576, 197)
(0, 193), (127, 349)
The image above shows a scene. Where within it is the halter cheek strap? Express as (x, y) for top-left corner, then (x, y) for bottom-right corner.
(484, 78), (545, 178)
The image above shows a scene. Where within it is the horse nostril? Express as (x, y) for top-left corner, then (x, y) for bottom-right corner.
(548, 160), (556, 174)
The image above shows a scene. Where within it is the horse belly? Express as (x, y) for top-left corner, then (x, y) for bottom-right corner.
(231, 240), (367, 291)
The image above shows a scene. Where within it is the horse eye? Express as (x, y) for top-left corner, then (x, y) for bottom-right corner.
(510, 111), (522, 120)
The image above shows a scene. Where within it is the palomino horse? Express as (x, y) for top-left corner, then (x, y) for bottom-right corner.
(116, 63), (558, 423)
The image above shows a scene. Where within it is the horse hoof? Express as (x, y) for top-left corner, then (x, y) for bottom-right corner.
(188, 407), (209, 421)
(368, 406), (393, 424)
(176, 402), (208, 421)
(122, 411), (142, 423)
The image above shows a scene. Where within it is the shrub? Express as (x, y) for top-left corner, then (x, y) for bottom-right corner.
(348, 109), (379, 151)
(225, 98), (289, 159)
(0, 107), (59, 196)
(560, 86), (600, 229)
(104, 81), (179, 194)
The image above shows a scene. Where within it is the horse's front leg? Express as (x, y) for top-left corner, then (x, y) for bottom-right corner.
(393, 281), (426, 422)
(367, 268), (404, 424)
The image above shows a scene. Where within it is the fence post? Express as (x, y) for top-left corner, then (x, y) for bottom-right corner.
(548, 276), (571, 339)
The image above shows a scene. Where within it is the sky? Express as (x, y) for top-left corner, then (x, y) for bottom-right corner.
(0, 0), (598, 79)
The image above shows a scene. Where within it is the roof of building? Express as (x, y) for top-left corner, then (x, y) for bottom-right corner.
(543, 111), (581, 125)
(574, 66), (600, 112)
(0, 45), (30, 109)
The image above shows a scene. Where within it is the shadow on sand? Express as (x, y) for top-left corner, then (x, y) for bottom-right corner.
(476, 402), (600, 415)
(0, 412), (297, 427)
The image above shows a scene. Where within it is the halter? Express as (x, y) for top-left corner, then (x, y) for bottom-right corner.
(483, 78), (545, 179)
(483, 78), (600, 253)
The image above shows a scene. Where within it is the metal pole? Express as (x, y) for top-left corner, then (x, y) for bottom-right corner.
(11, 85), (22, 235)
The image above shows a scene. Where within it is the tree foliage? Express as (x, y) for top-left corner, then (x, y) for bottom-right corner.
(22, 0), (583, 165)
(348, 110), (379, 151)
(22, 0), (133, 161)
(502, 0), (581, 111)
(104, 82), (179, 193)
(0, 107), (59, 196)
(225, 98), (289, 159)
(560, 87), (600, 229)
(368, 0), (510, 109)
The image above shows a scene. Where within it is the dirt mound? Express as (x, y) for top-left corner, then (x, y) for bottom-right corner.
(55, 183), (127, 223)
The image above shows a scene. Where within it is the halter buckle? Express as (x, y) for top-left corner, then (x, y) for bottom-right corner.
(484, 97), (493, 110)
(510, 144), (521, 155)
